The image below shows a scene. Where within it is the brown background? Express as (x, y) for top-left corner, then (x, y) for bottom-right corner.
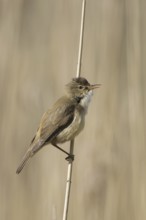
(0, 0), (146, 219)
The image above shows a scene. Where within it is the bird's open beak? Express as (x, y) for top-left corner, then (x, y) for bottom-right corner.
(89, 84), (101, 90)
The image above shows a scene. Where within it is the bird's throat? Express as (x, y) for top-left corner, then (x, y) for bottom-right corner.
(79, 90), (93, 111)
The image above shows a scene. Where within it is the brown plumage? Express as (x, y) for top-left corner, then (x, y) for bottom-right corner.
(16, 77), (100, 174)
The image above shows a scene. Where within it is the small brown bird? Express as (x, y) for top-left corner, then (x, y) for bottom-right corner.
(16, 77), (100, 174)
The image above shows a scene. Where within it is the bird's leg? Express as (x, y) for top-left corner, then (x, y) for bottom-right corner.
(52, 143), (70, 156)
(52, 143), (74, 161)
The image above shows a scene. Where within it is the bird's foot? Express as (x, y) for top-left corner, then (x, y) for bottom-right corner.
(65, 154), (75, 162)
(52, 143), (75, 162)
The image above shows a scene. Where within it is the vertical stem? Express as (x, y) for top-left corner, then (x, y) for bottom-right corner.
(62, 1), (86, 220)
(62, 140), (74, 220)
(76, 0), (86, 78)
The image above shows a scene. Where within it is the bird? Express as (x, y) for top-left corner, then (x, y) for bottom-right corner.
(16, 77), (100, 174)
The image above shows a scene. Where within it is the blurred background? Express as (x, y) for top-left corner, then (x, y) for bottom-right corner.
(0, 0), (146, 219)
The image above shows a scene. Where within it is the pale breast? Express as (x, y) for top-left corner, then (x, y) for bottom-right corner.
(80, 90), (93, 113)
(55, 109), (85, 143)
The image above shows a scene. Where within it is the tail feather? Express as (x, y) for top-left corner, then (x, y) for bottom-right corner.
(16, 150), (32, 174)
(16, 140), (43, 174)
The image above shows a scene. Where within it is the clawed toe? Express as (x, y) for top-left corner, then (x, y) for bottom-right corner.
(65, 154), (75, 162)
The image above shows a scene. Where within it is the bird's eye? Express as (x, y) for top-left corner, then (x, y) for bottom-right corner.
(79, 86), (83, 89)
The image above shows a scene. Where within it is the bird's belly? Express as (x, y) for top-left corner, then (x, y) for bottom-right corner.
(55, 111), (85, 143)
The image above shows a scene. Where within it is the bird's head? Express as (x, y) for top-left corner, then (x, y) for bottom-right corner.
(66, 77), (100, 100)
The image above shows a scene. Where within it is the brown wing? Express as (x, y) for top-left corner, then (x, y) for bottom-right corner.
(31, 96), (76, 154)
